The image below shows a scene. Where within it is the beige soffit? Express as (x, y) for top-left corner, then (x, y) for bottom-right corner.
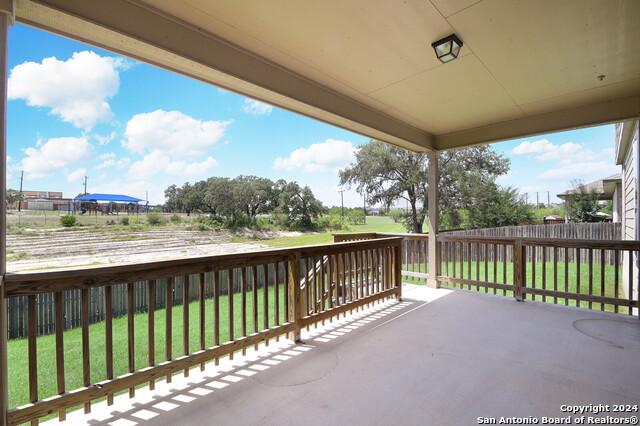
(13, 0), (640, 152)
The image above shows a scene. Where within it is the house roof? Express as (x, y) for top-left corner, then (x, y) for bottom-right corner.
(557, 174), (622, 200)
(10, 0), (640, 152)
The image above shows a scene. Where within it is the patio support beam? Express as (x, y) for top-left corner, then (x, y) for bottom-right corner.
(427, 151), (440, 289)
(0, 2), (12, 425)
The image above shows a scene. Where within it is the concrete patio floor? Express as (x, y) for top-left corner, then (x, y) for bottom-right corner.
(61, 284), (640, 425)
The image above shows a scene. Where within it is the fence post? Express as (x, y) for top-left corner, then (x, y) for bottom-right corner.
(394, 242), (403, 301)
(514, 239), (524, 302)
(287, 254), (302, 342)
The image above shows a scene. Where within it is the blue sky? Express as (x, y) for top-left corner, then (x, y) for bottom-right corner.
(6, 24), (620, 207)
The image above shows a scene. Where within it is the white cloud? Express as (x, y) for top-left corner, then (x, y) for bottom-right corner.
(273, 139), (357, 173)
(512, 139), (555, 155)
(117, 158), (130, 170)
(96, 159), (116, 170)
(20, 136), (91, 179)
(513, 138), (599, 164)
(99, 152), (116, 160)
(93, 132), (117, 145)
(123, 110), (231, 158)
(538, 161), (620, 181)
(126, 150), (218, 180)
(8, 51), (125, 130)
(243, 99), (273, 116)
(67, 168), (86, 182)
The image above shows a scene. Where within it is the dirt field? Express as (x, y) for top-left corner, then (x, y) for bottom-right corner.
(5, 228), (297, 272)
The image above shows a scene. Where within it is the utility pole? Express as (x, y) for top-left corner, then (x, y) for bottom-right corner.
(525, 193), (528, 205)
(536, 192), (539, 207)
(18, 170), (23, 212)
(339, 189), (345, 217)
(83, 176), (88, 196)
(547, 191), (550, 208)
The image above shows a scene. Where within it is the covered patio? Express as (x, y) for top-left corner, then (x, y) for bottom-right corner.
(0, 1), (639, 425)
(61, 284), (640, 425)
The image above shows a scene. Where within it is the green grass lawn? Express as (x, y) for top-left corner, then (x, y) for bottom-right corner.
(7, 284), (287, 415)
(263, 215), (407, 248)
(403, 260), (629, 313)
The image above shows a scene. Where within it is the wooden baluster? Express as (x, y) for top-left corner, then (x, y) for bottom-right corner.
(628, 250), (633, 316)
(564, 247), (569, 306)
(127, 282), (135, 396)
(263, 265), (269, 343)
(320, 256), (326, 321)
(165, 277), (173, 382)
(542, 245), (547, 302)
(241, 267), (248, 352)
(514, 240), (523, 302)
(199, 273), (205, 369)
(228, 269), (234, 357)
(553, 247), (558, 304)
(502, 245), (507, 295)
(274, 263), (280, 336)
(105, 286), (114, 404)
(252, 265), (259, 350)
(28, 295), (38, 425)
(600, 249), (605, 311)
(213, 271), (220, 364)
(614, 250), (619, 313)
(148, 280), (156, 387)
(54, 291), (66, 420)
(81, 288), (91, 413)
(484, 243), (488, 293)
(577, 249), (581, 308)
(588, 249), (593, 309)
(183, 275), (190, 376)
(493, 244), (497, 294)
(530, 246), (536, 302)
(475, 243), (480, 291)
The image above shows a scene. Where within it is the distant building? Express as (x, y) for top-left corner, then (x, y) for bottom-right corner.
(557, 174), (621, 222)
(8, 190), (73, 211)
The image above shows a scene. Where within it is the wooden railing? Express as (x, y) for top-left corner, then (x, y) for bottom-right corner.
(334, 233), (640, 316)
(1, 237), (402, 425)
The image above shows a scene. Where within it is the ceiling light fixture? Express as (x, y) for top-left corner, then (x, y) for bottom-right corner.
(431, 34), (463, 63)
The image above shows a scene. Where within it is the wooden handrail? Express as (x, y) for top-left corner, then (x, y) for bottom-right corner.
(3, 237), (403, 297)
(3, 236), (403, 425)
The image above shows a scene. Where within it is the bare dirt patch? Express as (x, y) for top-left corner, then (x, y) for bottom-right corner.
(6, 228), (298, 272)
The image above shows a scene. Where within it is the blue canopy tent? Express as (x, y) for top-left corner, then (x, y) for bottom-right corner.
(73, 193), (146, 215)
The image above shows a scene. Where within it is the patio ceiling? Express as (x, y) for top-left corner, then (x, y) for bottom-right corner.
(10, 0), (640, 152)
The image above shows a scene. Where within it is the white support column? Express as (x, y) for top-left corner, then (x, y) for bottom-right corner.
(0, 3), (12, 424)
(427, 150), (440, 289)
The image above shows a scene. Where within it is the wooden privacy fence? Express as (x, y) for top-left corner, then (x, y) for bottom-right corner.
(334, 232), (640, 317)
(441, 222), (622, 265)
(0, 237), (402, 425)
(6, 266), (286, 339)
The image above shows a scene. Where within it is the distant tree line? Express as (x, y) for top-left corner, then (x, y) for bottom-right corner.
(164, 176), (324, 230)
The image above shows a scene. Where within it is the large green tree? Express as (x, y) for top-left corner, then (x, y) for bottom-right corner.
(277, 181), (323, 229)
(339, 141), (510, 233)
(466, 185), (534, 229)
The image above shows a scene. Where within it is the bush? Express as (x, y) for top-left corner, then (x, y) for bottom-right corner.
(60, 215), (76, 227)
(106, 219), (115, 225)
(389, 209), (405, 223)
(147, 213), (164, 225)
(119, 217), (129, 226)
(347, 210), (365, 225)
(317, 215), (350, 231)
(170, 214), (182, 224)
